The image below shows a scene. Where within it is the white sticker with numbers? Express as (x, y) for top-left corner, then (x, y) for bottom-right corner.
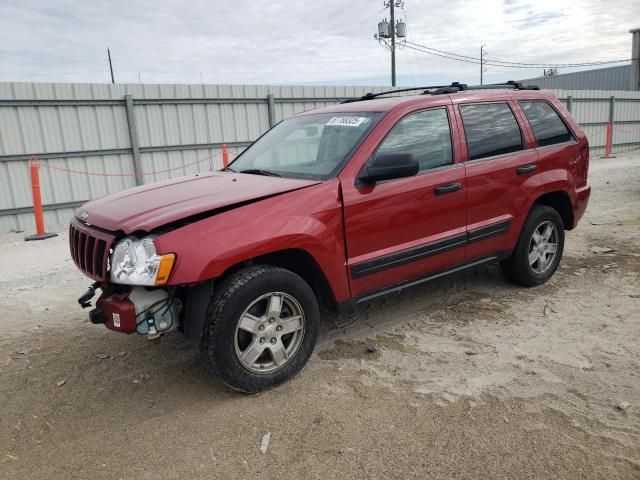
(112, 312), (121, 328)
(326, 116), (367, 127)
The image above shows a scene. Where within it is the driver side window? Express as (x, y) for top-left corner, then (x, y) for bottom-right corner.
(376, 108), (453, 171)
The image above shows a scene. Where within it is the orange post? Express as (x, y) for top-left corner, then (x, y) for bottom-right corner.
(25, 155), (57, 241)
(30, 156), (45, 235)
(222, 143), (229, 168)
(604, 122), (612, 158)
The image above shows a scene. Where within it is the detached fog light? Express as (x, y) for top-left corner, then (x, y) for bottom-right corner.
(110, 236), (175, 286)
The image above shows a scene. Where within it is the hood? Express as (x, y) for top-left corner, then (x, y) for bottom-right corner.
(78, 172), (320, 234)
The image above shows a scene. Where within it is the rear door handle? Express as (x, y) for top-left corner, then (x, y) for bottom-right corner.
(434, 182), (462, 195)
(517, 164), (537, 175)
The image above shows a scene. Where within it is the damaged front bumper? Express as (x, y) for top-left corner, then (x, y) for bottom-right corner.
(79, 284), (182, 339)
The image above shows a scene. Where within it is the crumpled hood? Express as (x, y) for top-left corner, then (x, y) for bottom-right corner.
(77, 172), (320, 234)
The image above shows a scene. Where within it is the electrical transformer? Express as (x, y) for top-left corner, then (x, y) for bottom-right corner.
(396, 21), (407, 38)
(378, 20), (390, 38)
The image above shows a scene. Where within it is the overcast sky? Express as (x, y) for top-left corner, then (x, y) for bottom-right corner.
(0, 0), (638, 86)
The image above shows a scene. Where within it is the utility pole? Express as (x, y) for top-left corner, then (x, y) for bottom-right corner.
(390, 1), (396, 86)
(375, 2), (406, 87)
(480, 45), (487, 85)
(107, 48), (115, 84)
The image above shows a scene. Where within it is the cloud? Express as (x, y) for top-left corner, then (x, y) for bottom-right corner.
(0, 0), (637, 86)
(513, 11), (566, 29)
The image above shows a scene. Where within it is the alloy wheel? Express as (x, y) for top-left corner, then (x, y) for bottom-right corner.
(234, 292), (305, 374)
(528, 220), (559, 274)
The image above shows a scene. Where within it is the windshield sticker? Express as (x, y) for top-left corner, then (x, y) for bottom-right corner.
(326, 116), (368, 127)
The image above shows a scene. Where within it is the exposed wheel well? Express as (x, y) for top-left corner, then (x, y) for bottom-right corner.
(217, 249), (338, 312)
(533, 191), (574, 230)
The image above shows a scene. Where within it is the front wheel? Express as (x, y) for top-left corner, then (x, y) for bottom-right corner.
(500, 205), (565, 287)
(201, 266), (320, 393)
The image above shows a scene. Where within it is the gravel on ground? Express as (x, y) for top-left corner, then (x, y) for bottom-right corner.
(1, 153), (639, 479)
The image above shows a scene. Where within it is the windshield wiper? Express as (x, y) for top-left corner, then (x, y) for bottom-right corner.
(238, 169), (282, 177)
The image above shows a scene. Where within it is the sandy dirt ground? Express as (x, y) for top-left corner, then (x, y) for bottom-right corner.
(1, 153), (639, 479)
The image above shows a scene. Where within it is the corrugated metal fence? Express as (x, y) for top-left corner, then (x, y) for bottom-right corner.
(521, 65), (632, 91)
(0, 82), (639, 232)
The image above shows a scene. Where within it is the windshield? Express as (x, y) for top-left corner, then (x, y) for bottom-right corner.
(228, 112), (383, 180)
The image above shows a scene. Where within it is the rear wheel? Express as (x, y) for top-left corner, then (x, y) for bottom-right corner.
(500, 205), (565, 287)
(201, 265), (320, 393)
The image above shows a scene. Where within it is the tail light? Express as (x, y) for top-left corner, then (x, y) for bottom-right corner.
(579, 146), (589, 186)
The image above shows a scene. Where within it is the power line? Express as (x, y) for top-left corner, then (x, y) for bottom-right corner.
(404, 41), (481, 62)
(403, 43), (486, 65)
(398, 3), (427, 84)
(404, 40), (635, 68)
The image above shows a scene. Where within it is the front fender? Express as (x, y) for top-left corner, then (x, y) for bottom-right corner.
(154, 180), (351, 302)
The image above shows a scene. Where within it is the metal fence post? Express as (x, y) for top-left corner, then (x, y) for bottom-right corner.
(124, 94), (143, 185)
(267, 93), (276, 128)
(566, 95), (572, 113)
(609, 95), (616, 124)
(609, 95), (616, 156)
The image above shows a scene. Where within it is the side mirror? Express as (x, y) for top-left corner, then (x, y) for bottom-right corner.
(359, 153), (419, 185)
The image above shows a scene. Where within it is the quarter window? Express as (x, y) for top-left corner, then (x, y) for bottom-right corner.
(520, 101), (574, 147)
(460, 103), (523, 160)
(375, 108), (453, 172)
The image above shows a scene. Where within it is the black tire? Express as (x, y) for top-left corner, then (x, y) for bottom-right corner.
(500, 205), (565, 287)
(201, 265), (320, 393)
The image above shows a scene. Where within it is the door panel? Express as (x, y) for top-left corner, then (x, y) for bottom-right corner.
(454, 100), (540, 261)
(338, 105), (469, 298)
(341, 106), (467, 298)
(343, 165), (466, 297)
(464, 150), (540, 260)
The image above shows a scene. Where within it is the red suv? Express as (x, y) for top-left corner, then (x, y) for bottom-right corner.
(71, 82), (590, 392)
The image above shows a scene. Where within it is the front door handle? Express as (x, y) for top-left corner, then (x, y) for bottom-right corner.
(434, 182), (462, 195)
(517, 164), (537, 175)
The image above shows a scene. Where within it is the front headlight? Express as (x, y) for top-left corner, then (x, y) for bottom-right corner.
(110, 236), (175, 286)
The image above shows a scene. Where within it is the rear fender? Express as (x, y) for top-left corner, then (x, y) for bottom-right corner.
(527, 169), (576, 208)
(519, 168), (577, 229)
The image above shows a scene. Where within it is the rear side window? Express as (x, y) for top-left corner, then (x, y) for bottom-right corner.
(375, 108), (453, 172)
(520, 101), (574, 147)
(460, 103), (523, 160)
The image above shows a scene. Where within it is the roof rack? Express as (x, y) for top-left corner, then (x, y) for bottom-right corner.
(340, 81), (540, 103)
(340, 85), (450, 103)
(431, 80), (541, 95)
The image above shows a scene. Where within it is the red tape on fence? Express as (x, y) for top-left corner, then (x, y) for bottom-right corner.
(37, 150), (223, 177)
(611, 124), (640, 134)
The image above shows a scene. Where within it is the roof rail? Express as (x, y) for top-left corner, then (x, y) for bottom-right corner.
(340, 85), (449, 103)
(468, 80), (540, 91)
(340, 81), (540, 103)
(431, 80), (540, 95)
